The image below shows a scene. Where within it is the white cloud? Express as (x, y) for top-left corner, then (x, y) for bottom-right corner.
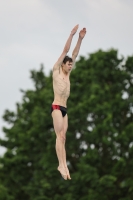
(81, 0), (133, 57)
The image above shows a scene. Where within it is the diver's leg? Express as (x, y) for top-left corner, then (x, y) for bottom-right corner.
(52, 110), (68, 180)
(62, 114), (71, 180)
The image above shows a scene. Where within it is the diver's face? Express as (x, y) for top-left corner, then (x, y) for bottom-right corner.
(62, 61), (72, 73)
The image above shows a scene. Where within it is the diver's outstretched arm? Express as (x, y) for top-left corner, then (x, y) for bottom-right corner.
(72, 27), (86, 63)
(53, 24), (79, 71)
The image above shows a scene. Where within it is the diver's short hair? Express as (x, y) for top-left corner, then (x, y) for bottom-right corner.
(63, 56), (73, 64)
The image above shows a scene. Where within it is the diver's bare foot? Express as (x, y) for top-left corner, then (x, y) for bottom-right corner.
(65, 166), (71, 180)
(57, 167), (68, 180)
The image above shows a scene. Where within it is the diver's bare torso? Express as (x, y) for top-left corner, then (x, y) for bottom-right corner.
(52, 67), (70, 107)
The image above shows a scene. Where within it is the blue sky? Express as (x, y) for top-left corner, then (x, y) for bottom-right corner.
(0, 0), (133, 155)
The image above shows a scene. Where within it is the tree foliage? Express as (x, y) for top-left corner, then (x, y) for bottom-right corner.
(0, 49), (133, 200)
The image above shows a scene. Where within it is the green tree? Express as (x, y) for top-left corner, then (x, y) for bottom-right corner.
(0, 49), (133, 200)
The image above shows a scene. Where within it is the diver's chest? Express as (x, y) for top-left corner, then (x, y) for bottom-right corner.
(57, 75), (70, 86)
